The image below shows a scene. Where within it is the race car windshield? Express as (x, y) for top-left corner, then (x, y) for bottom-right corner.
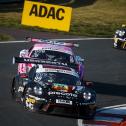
(34, 72), (81, 86)
(30, 50), (75, 63)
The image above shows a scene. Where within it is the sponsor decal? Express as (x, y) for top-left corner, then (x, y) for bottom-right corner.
(21, 1), (72, 31)
(15, 57), (68, 66)
(24, 58), (67, 66)
(48, 91), (77, 97)
(18, 86), (24, 92)
(26, 97), (36, 104)
(45, 68), (70, 73)
(52, 83), (69, 92)
(44, 68), (78, 77)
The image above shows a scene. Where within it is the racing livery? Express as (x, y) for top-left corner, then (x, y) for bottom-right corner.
(11, 57), (96, 118)
(113, 25), (126, 49)
(18, 37), (84, 80)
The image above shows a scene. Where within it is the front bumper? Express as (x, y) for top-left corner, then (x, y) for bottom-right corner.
(25, 93), (96, 108)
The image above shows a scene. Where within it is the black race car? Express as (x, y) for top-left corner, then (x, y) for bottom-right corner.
(11, 57), (96, 118)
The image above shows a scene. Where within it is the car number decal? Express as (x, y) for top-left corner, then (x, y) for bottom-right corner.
(26, 97), (36, 104)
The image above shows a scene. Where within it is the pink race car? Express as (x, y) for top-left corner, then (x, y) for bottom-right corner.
(18, 37), (84, 80)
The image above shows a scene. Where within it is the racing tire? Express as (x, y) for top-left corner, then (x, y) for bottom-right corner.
(116, 41), (123, 49)
(79, 105), (96, 119)
(40, 104), (54, 114)
(11, 77), (22, 102)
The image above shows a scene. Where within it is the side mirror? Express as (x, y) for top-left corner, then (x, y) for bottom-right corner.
(19, 49), (29, 57)
(84, 81), (94, 89)
(85, 81), (94, 87)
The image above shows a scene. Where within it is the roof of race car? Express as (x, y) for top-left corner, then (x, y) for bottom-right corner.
(31, 43), (74, 55)
(35, 65), (79, 78)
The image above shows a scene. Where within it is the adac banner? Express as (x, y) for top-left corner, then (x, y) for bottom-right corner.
(21, 0), (72, 32)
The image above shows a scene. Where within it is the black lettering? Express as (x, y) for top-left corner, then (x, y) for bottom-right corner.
(29, 4), (38, 16)
(29, 5), (65, 20)
(39, 5), (47, 17)
(47, 7), (55, 19)
(56, 8), (65, 20)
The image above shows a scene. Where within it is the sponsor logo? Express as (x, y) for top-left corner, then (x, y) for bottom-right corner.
(22, 1), (72, 32)
(26, 97), (36, 104)
(48, 91), (77, 97)
(15, 57), (67, 66)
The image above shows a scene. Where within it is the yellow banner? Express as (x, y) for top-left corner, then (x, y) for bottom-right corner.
(21, 1), (72, 32)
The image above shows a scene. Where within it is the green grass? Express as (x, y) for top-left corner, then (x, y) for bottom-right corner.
(0, 34), (15, 41)
(71, 0), (126, 37)
(0, 0), (126, 37)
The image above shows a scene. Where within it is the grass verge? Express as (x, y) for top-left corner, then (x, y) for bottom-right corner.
(0, 34), (15, 41)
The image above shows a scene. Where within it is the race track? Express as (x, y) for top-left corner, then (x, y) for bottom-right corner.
(0, 37), (126, 126)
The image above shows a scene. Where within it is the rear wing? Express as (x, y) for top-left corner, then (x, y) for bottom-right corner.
(13, 57), (78, 69)
(26, 37), (79, 48)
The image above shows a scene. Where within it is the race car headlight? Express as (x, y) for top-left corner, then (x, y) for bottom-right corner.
(33, 86), (43, 95)
(83, 92), (91, 100)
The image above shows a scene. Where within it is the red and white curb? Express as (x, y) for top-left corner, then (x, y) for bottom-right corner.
(77, 104), (126, 126)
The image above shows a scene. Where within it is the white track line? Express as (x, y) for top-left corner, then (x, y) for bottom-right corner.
(50, 38), (112, 41)
(97, 104), (126, 112)
(77, 119), (83, 126)
(0, 38), (112, 44)
(0, 40), (27, 44)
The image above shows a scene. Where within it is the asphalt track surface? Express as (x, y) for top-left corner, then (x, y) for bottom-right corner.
(0, 35), (126, 126)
